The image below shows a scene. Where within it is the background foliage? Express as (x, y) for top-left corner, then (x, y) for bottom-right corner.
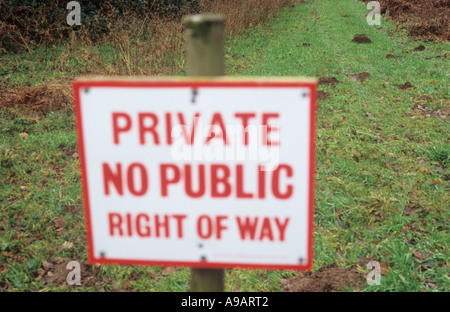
(0, 0), (200, 53)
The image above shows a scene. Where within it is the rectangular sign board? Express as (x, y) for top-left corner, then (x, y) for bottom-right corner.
(73, 78), (316, 270)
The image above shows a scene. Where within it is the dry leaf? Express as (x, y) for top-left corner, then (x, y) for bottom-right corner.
(42, 260), (53, 271)
(53, 216), (65, 229)
(62, 241), (73, 249)
(162, 266), (175, 276)
(381, 264), (389, 275)
(412, 250), (425, 261)
(36, 269), (46, 279)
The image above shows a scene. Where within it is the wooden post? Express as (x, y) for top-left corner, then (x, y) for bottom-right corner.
(183, 14), (226, 292)
(183, 14), (225, 77)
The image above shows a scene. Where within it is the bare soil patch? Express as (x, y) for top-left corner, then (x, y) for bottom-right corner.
(413, 44), (426, 51)
(37, 258), (106, 288)
(378, 0), (450, 41)
(318, 77), (341, 87)
(413, 104), (449, 120)
(351, 34), (372, 44)
(398, 81), (414, 90)
(281, 264), (366, 292)
(317, 90), (330, 101)
(411, 94), (449, 121)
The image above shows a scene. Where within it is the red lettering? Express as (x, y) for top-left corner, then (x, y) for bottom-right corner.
(165, 112), (173, 145)
(259, 217), (273, 241)
(184, 164), (205, 198)
(206, 113), (228, 145)
(155, 215), (170, 238)
(108, 213), (186, 239)
(275, 217), (290, 241)
(138, 113), (159, 145)
(127, 163), (149, 196)
(126, 213), (133, 237)
(272, 164), (293, 199)
(173, 214), (187, 238)
(196, 215), (228, 240)
(211, 165), (231, 197)
(236, 216), (290, 241)
(109, 213), (123, 236)
(112, 112), (132, 145)
(103, 163), (149, 196)
(177, 112), (200, 145)
(197, 215), (213, 239)
(111, 112), (286, 147)
(136, 214), (150, 237)
(258, 165), (266, 199)
(103, 163), (123, 196)
(236, 216), (258, 240)
(234, 113), (256, 146)
(160, 164), (181, 196)
(216, 215), (228, 239)
(262, 113), (280, 146)
(236, 165), (253, 198)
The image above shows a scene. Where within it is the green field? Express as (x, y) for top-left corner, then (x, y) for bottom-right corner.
(0, 0), (449, 292)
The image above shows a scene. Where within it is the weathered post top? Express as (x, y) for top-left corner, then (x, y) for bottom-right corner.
(183, 14), (225, 77)
(184, 13), (226, 292)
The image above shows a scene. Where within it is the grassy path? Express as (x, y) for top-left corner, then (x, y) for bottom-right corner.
(226, 0), (449, 291)
(0, 0), (448, 292)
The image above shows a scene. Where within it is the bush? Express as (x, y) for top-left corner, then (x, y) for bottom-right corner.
(0, 0), (199, 53)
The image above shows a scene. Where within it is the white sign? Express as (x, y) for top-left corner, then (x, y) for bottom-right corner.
(73, 78), (316, 270)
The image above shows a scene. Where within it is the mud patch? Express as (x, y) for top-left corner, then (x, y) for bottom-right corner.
(318, 76), (341, 87)
(349, 72), (371, 82)
(413, 44), (426, 51)
(281, 264), (366, 292)
(37, 258), (108, 288)
(386, 54), (398, 59)
(351, 34), (372, 43)
(0, 83), (72, 114)
(398, 82), (414, 90)
(377, 0), (450, 41)
(412, 104), (449, 121)
(317, 90), (330, 101)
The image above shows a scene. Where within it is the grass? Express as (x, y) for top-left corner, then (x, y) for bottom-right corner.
(1, 0), (449, 292)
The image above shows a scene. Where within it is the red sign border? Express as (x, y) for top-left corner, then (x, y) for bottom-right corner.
(73, 79), (316, 271)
